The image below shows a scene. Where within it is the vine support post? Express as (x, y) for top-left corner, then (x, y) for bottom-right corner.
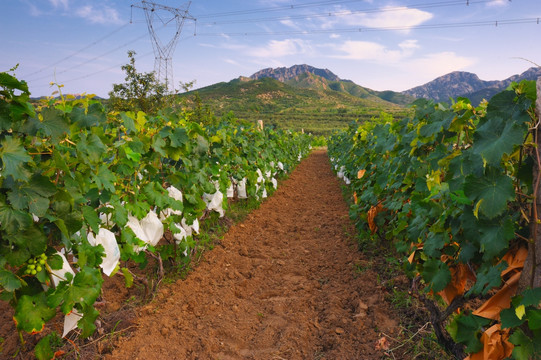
(520, 77), (541, 291)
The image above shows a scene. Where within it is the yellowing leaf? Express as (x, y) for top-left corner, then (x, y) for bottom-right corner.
(426, 170), (441, 192)
(357, 169), (366, 179)
(136, 111), (147, 130)
(515, 304), (526, 320)
(473, 199), (484, 219)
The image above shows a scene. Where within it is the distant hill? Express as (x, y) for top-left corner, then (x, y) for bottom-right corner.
(179, 75), (407, 135)
(251, 64), (415, 106)
(251, 64), (340, 82)
(403, 67), (541, 104)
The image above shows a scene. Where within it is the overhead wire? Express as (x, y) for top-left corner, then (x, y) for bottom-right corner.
(26, 32), (150, 82)
(194, 0), (493, 21)
(196, 0), (496, 26)
(195, 17), (540, 37)
(21, 22), (131, 78)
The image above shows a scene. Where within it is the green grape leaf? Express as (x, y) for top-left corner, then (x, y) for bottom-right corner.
(478, 217), (514, 261)
(152, 135), (166, 156)
(121, 112), (136, 133)
(464, 169), (515, 219)
(0, 136), (32, 181)
(76, 133), (106, 163)
(421, 258), (451, 292)
(18, 225), (48, 256)
(38, 107), (69, 143)
(93, 164), (116, 193)
(82, 205), (100, 234)
(488, 89), (532, 125)
(78, 305), (100, 338)
(448, 313), (490, 353)
(121, 267), (133, 288)
(14, 293), (56, 333)
(53, 149), (70, 173)
(53, 267), (103, 315)
(467, 263), (506, 296)
(509, 329), (534, 360)
(48, 254), (64, 271)
(473, 116), (525, 165)
(34, 333), (55, 360)
(0, 207), (28, 240)
(519, 287), (541, 307)
(0, 269), (23, 292)
(170, 127), (189, 148)
(526, 309), (541, 330)
(423, 232), (446, 257)
(501, 307), (526, 329)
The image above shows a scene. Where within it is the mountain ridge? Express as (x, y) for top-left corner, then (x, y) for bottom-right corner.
(403, 66), (541, 103)
(248, 64), (414, 105)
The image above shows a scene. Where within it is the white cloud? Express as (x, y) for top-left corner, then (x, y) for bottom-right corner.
(280, 19), (303, 30)
(402, 52), (477, 78)
(486, 0), (509, 7)
(334, 39), (419, 62)
(224, 58), (240, 66)
(247, 39), (312, 58)
(75, 5), (122, 24)
(49, 0), (69, 10)
(320, 6), (433, 32)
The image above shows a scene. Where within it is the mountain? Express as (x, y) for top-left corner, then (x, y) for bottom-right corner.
(403, 67), (541, 104)
(250, 64), (415, 106)
(251, 64), (341, 82)
(179, 75), (407, 135)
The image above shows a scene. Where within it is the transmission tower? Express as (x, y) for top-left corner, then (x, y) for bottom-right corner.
(131, 1), (195, 91)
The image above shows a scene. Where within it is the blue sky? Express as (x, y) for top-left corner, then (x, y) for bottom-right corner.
(1, 0), (540, 97)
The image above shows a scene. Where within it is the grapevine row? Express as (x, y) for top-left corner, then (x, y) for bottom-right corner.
(0, 71), (312, 358)
(328, 80), (541, 359)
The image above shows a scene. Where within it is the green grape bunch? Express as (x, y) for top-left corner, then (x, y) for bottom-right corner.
(23, 253), (48, 276)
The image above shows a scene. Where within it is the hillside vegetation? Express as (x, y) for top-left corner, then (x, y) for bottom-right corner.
(178, 76), (408, 135)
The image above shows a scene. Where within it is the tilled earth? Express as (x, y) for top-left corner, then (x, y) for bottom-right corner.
(108, 150), (398, 360)
(0, 150), (400, 360)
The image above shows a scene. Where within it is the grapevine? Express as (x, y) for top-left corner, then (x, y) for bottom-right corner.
(0, 70), (312, 358)
(329, 80), (541, 359)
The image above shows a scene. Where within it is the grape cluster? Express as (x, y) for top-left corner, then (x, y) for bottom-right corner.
(24, 253), (47, 276)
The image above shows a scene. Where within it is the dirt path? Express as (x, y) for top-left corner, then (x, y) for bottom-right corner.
(108, 150), (398, 360)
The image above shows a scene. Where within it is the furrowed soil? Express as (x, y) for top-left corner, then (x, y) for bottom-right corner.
(0, 150), (403, 359)
(108, 150), (399, 360)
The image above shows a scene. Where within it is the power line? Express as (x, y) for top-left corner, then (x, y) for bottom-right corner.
(198, 0), (494, 26)
(58, 50), (155, 84)
(26, 32), (149, 82)
(21, 22), (131, 79)
(195, 0), (489, 21)
(195, 17), (539, 37)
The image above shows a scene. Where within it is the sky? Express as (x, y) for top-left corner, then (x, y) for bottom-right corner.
(1, 0), (541, 98)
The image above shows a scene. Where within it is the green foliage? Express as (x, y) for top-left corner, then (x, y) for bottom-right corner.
(177, 76), (409, 135)
(0, 69), (312, 356)
(328, 81), (541, 359)
(108, 50), (168, 114)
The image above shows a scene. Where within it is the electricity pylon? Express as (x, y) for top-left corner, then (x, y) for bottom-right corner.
(131, 1), (195, 91)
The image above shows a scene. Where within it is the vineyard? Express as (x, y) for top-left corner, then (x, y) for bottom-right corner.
(0, 72), (312, 359)
(2, 65), (541, 360)
(328, 79), (541, 359)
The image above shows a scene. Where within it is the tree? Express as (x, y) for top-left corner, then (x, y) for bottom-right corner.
(108, 51), (167, 113)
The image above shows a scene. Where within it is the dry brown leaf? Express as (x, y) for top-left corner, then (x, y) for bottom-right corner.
(367, 203), (384, 234)
(358, 169), (366, 179)
(375, 336), (391, 351)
